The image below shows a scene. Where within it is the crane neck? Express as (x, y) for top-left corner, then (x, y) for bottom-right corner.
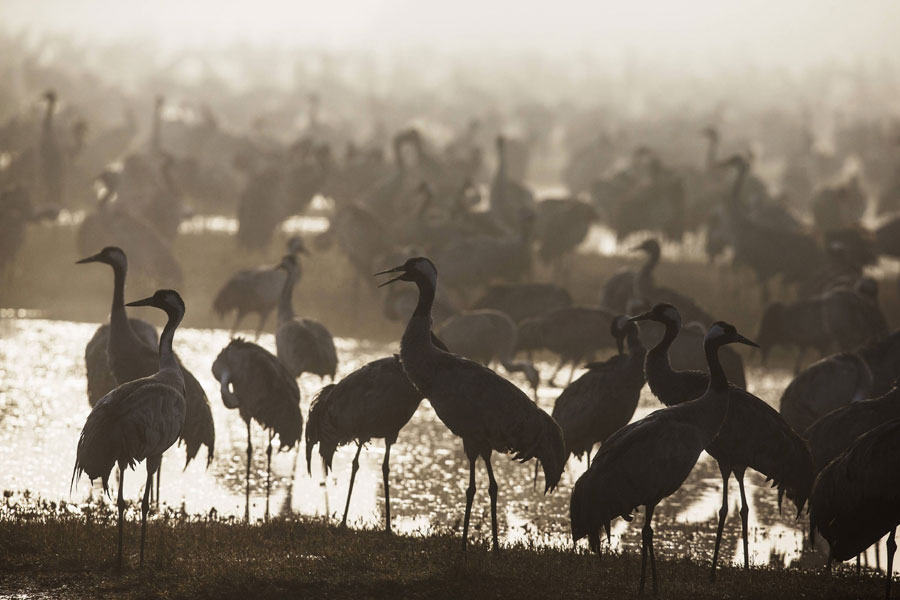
(278, 268), (297, 324)
(705, 339), (729, 394)
(625, 328), (645, 356)
(157, 306), (183, 377)
(399, 276), (440, 395)
(646, 318), (678, 373)
(109, 261), (133, 334)
(412, 276), (435, 319)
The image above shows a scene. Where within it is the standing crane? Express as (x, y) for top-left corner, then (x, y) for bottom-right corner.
(570, 321), (758, 595)
(305, 351), (441, 532)
(516, 305), (619, 386)
(72, 289), (187, 569)
(376, 257), (566, 551)
(551, 315), (645, 469)
(805, 382), (899, 474)
(275, 254), (338, 381)
(436, 309), (539, 398)
(211, 338), (302, 521)
(629, 303), (813, 579)
(212, 235), (308, 337)
(810, 418), (900, 600)
(76, 247), (215, 497)
(779, 352), (873, 435)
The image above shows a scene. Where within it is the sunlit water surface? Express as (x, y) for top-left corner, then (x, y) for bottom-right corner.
(0, 317), (895, 574)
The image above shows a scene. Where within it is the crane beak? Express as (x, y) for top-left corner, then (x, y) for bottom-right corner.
(735, 334), (759, 348)
(126, 296), (154, 307)
(75, 253), (100, 264)
(374, 265), (406, 288)
(628, 312), (651, 322)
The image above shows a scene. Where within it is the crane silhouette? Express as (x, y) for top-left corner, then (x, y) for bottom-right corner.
(211, 338), (302, 521)
(376, 257), (565, 551)
(809, 418), (900, 600)
(436, 309), (539, 398)
(779, 352), (873, 434)
(306, 347), (445, 532)
(629, 303), (813, 579)
(551, 315), (645, 469)
(212, 235), (307, 337)
(805, 382), (899, 474)
(72, 289), (186, 570)
(275, 254), (338, 381)
(570, 321), (758, 595)
(77, 247), (214, 502)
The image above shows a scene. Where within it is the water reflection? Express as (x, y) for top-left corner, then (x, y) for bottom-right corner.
(1, 317), (896, 574)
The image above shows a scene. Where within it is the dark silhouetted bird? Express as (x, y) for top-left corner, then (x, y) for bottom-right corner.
(212, 338), (302, 521)
(570, 321), (757, 595)
(551, 315), (645, 467)
(72, 289), (186, 569)
(305, 345), (446, 532)
(376, 257), (565, 551)
(810, 418), (900, 600)
(275, 254), (338, 380)
(629, 303), (813, 579)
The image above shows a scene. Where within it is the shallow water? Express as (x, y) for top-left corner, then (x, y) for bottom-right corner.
(0, 317), (895, 574)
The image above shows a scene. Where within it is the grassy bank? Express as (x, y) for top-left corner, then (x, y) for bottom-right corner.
(0, 496), (887, 599)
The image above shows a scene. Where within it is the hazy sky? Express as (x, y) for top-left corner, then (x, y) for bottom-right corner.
(3, 0), (900, 68)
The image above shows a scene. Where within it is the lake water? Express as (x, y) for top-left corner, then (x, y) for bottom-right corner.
(0, 317), (894, 574)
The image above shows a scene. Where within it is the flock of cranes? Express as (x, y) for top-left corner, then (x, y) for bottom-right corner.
(63, 240), (900, 597)
(2, 86), (900, 597)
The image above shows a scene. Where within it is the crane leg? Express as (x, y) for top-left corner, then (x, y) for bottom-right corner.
(549, 360), (565, 387)
(341, 443), (362, 528)
(737, 470), (750, 571)
(640, 504), (659, 596)
(857, 554), (861, 577)
(245, 421), (252, 522)
(462, 445), (478, 551)
(255, 312), (269, 340)
(265, 431), (273, 522)
(141, 456), (160, 566)
(886, 528), (896, 600)
(155, 460), (161, 509)
(382, 441), (392, 534)
(876, 539), (882, 570)
(230, 312), (243, 337)
(710, 465), (730, 581)
(117, 468), (126, 570)
(482, 451), (500, 552)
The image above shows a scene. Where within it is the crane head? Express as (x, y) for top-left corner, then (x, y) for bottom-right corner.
(628, 302), (681, 328)
(126, 289), (185, 319)
(375, 256), (437, 288)
(706, 321), (758, 348)
(277, 254), (300, 273)
(286, 236), (308, 256)
(76, 246), (127, 270)
(610, 315), (638, 355)
(629, 238), (660, 256)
